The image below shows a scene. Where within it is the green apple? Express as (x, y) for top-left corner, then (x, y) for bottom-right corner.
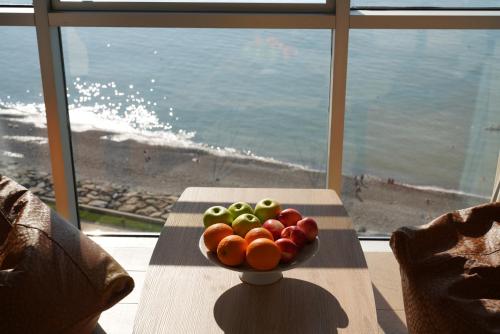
(232, 214), (261, 237)
(228, 201), (254, 220)
(254, 198), (281, 223)
(203, 206), (233, 228)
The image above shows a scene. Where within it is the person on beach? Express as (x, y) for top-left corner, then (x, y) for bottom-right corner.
(354, 176), (363, 201)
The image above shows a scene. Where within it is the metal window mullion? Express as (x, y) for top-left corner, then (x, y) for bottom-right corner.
(0, 8), (35, 26)
(47, 12), (336, 28)
(327, 0), (349, 192)
(350, 9), (500, 29)
(34, 0), (79, 227)
(4, 6), (500, 29)
(43, 9), (500, 29)
(492, 151), (500, 202)
(49, 0), (333, 13)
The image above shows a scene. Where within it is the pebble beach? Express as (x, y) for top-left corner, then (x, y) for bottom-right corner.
(0, 115), (488, 236)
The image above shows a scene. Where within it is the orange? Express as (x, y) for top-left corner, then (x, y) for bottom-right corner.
(203, 223), (234, 252)
(217, 235), (247, 266)
(245, 227), (273, 244)
(246, 238), (281, 271)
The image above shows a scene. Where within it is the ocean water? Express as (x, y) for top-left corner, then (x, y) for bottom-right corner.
(0, 2), (499, 197)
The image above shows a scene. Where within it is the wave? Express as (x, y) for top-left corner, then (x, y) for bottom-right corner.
(0, 102), (47, 126)
(357, 174), (488, 199)
(402, 183), (488, 200)
(3, 135), (48, 145)
(1, 101), (490, 199)
(0, 101), (316, 172)
(2, 151), (24, 159)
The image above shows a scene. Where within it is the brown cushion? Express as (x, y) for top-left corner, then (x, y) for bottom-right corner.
(0, 175), (134, 334)
(390, 202), (500, 334)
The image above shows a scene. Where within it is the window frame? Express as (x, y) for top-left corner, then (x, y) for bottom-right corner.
(49, 0), (335, 13)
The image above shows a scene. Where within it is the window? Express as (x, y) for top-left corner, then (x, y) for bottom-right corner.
(0, 27), (53, 202)
(345, 29), (500, 235)
(62, 28), (332, 233)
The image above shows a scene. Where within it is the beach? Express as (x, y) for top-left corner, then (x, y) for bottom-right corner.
(0, 114), (487, 236)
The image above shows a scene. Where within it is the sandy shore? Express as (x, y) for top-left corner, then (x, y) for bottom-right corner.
(0, 114), (488, 236)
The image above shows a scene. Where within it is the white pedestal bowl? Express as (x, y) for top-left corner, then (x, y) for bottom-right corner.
(199, 235), (320, 285)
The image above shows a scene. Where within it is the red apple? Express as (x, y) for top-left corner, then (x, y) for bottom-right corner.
(297, 217), (318, 242)
(262, 219), (285, 240)
(277, 208), (303, 227)
(281, 226), (307, 248)
(275, 238), (299, 263)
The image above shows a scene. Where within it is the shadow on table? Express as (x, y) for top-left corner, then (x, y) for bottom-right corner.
(149, 226), (366, 268)
(213, 278), (348, 334)
(172, 201), (349, 217)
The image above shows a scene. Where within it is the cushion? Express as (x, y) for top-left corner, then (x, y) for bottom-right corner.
(0, 175), (134, 333)
(390, 202), (500, 334)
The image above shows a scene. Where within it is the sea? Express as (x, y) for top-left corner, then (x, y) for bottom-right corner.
(1, 0), (499, 198)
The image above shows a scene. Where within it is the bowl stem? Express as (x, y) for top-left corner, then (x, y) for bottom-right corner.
(239, 271), (283, 285)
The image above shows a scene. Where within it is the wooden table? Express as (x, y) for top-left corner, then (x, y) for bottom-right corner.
(134, 187), (378, 333)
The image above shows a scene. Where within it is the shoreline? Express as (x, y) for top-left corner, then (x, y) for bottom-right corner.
(0, 116), (488, 235)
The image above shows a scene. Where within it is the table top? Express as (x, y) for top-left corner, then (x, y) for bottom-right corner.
(133, 187), (378, 333)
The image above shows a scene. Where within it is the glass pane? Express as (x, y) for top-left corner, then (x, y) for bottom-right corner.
(59, 0), (326, 4)
(62, 28), (331, 233)
(346, 29), (500, 236)
(352, 0), (500, 7)
(0, 28), (53, 202)
(0, 0), (31, 5)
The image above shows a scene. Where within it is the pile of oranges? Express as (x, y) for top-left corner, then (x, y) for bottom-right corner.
(205, 224), (281, 270)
